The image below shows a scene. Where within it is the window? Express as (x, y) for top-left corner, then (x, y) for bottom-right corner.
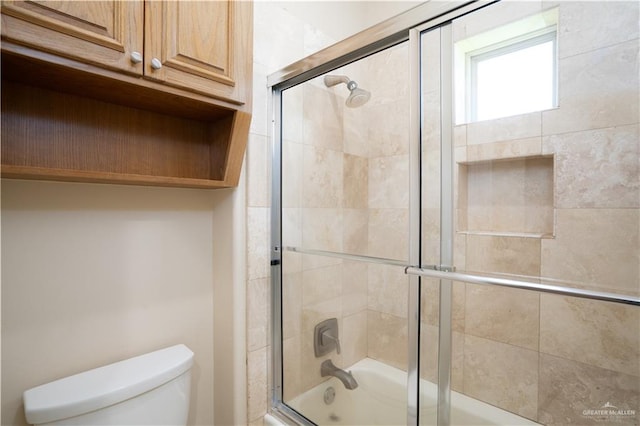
(470, 30), (556, 121)
(455, 9), (558, 123)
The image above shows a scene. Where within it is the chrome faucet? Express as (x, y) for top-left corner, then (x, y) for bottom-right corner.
(321, 359), (358, 390)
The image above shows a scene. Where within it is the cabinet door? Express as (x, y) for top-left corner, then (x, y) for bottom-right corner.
(1, 1), (143, 74)
(144, 0), (252, 106)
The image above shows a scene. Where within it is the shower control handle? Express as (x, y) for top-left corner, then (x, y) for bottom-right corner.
(321, 330), (341, 354)
(314, 318), (341, 357)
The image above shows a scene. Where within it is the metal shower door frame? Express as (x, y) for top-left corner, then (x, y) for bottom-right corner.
(409, 20), (457, 425)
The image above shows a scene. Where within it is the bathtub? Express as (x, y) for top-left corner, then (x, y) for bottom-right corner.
(266, 358), (540, 426)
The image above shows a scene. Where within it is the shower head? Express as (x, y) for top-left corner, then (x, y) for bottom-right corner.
(345, 83), (371, 108)
(323, 75), (371, 108)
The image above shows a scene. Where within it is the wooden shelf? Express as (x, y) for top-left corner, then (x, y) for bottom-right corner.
(1, 49), (251, 188)
(1, 78), (251, 188)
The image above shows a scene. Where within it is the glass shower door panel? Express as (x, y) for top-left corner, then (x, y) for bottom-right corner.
(448, 1), (639, 425)
(281, 42), (411, 263)
(280, 41), (413, 425)
(281, 254), (411, 425)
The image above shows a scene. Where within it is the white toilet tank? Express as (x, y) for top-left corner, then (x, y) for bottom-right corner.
(23, 344), (194, 426)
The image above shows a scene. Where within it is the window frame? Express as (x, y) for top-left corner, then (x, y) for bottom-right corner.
(465, 26), (558, 122)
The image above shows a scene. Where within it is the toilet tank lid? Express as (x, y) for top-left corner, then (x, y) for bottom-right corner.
(23, 344), (194, 425)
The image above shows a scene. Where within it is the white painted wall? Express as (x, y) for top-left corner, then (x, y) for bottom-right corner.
(1, 179), (243, 426)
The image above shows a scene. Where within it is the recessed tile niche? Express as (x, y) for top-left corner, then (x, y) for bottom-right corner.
(458, 156), (554, 238)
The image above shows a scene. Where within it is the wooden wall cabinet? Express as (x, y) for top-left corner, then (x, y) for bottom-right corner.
(145, 1), (251, 105)
(1, 0), (253, 188)
(1, 1), (144, 74)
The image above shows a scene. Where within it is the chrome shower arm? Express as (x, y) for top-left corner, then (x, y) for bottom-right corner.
(323, 75), (351, 87)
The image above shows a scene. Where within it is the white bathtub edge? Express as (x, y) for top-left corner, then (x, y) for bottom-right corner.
(264, 413), (287, 426)
(286, 357), (541, 426)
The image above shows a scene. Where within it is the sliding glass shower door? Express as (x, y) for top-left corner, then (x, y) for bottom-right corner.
(418, 2), (639, 425)
(271, 1), (639, 425)
(277, 41), (414, 426)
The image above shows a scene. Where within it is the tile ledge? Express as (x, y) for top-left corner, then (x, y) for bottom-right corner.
(457, 153), (552, 165)
(458, 231), (555, 239)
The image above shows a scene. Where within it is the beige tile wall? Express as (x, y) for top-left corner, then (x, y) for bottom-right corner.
(361, 43), (413, 376)
(279, 42), (413, 398)
(449, 2), (640, 424)
(543, 125), (639, 209)
(538, 353), (640, 425)
(541, 209), (639, 295)
(540, 296), (640, 376)
(464, 335), (539, 419)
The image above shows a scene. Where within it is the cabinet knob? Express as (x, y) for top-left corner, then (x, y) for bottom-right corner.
(130, 51), (142, 64)
(150, 58), (162, 70)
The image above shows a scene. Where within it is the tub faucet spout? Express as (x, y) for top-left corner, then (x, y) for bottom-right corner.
(321, 359), (358, 390)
